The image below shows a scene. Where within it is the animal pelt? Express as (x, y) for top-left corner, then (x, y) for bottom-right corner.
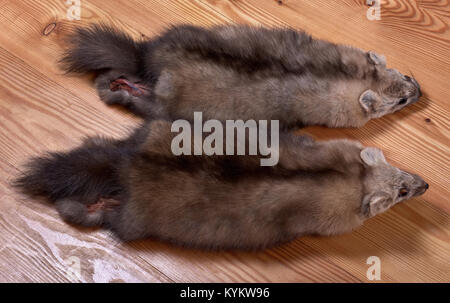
(14, 121), (428, 250)
(61, 24), (422, 128)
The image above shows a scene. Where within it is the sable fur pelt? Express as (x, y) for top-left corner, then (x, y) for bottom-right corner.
(14, 121), (428, 250)
(60, 24), (422, 127)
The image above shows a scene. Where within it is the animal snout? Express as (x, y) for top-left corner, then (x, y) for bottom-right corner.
(410, 77), (422, 100)
(415, 181), (429, 196)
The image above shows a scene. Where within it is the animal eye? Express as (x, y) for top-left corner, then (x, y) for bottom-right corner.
(399, 188), (409, 197)
(398, 98), (408, 105)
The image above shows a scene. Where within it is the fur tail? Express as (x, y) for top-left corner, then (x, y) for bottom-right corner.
(14, 138), (125, 204)
(14, 126), (149, 227)
(14, 138), (126, 227)
(60, 24), (146, 76)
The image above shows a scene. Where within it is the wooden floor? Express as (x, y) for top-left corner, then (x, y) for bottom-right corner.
(0, 0), (448, 282)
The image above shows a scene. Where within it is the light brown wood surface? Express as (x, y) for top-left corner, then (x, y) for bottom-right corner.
(0, 0), (448, 282)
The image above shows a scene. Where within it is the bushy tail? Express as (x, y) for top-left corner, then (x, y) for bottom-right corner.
(60, 24), (146, 76)
(14, 138), (124, 203)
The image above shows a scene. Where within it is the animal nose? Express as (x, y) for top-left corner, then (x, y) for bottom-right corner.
(425, 183), (429, 189)
(411, 78), (422, 97)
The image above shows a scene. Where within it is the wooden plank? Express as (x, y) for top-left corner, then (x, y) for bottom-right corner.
(0, 0), (448, 282)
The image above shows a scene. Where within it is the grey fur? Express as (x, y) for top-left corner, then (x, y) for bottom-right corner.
(62, 24), (422, 127)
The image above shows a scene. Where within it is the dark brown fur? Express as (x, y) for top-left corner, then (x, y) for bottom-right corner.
(14, 121), (428, 250)
(62, 24), (422, 127)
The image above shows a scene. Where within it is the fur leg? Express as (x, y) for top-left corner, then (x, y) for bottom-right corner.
(56, 197), (121, 227)
(95, 70), (157, 119)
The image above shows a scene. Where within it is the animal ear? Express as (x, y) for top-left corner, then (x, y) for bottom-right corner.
(368, 51), (386, 67)
(362, 193), (392, 217)
(359, 89), (379, 114)
(360, 147), (387, 166)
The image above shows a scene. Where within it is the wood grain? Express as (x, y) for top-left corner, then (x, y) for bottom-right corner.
(0, 0), (448, 282)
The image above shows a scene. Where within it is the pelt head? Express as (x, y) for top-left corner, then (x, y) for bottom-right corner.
(359, 52), (422, 119)
(360, 147), (428, 218)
